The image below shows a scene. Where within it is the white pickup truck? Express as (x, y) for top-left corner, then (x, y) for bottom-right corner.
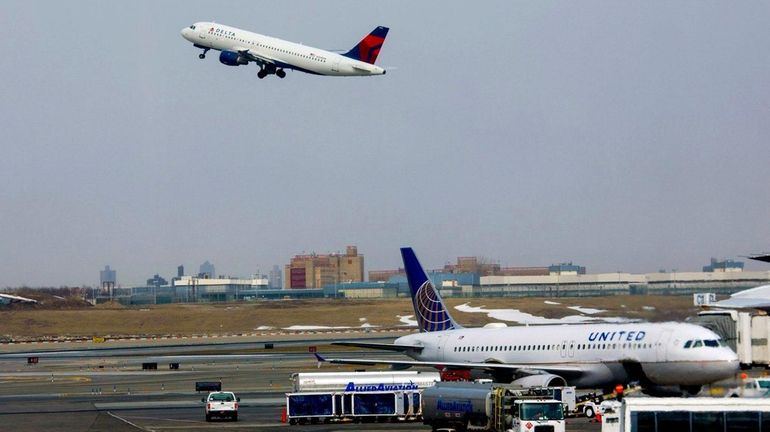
(202, 391), (239, 421)
(727, 378), (770, 398)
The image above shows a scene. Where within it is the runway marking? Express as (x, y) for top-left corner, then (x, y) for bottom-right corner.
(108, 411), (149, 431)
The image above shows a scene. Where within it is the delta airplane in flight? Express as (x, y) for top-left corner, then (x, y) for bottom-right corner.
(319, 248), (739, 395)
(180, 22), (388, 79)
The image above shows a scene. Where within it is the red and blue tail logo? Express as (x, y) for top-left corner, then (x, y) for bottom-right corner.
(343, 26), (389, 65)
(401, 247), (462, 333)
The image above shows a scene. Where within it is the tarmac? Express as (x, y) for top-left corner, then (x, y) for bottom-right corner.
(0, 334), (627, 431)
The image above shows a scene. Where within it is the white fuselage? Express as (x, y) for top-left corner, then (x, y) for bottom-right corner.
(181, 22), (386, 76)
(396, 322), (738, 388)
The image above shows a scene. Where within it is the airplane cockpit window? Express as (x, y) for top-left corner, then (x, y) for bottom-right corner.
(189, 25), (196, 30)
(704, 340), (720, 347)
(692, 340), (703, 348)
(684, 340), (692, 348)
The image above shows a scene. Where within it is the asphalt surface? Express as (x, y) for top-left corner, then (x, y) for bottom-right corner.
(0, 335), (612, 431)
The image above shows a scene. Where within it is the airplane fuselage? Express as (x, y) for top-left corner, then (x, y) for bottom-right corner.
(181, 22), (386, 77)
(396, 322), (738, 388)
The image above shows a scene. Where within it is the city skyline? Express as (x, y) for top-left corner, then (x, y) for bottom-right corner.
(2, 1), (770, 287)
(77, 253), (769, 288)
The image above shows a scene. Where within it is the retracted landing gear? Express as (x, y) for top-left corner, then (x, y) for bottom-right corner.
(198, 48), (209, 59)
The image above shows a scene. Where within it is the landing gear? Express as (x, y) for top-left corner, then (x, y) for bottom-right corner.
(198, 48), (209, 59)
(256, 64), (284, 79)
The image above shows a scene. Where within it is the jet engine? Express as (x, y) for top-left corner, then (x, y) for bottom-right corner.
(510, 374), (567, 388)
(219, 51), (249, 66)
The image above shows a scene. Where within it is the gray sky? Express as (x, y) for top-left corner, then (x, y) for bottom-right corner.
(2, 1), (770, 287)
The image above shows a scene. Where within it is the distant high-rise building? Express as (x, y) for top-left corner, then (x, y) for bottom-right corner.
(285, 245), (364, 289)
(147, 274), (168, 287)
(177, 265), (184, 278)
(269, 265), (283, 289)
(199, 261), (215, 279)
(100, 265), (116, 297)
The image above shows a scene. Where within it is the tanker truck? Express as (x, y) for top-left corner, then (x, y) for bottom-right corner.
(422, 382), (565, 432)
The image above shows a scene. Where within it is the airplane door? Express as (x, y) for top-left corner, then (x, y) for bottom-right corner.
(436, 334), (449, 362)
(560, 340), (567, 358)
(568, 340), (576, 358)
(656, 328), (674, 361)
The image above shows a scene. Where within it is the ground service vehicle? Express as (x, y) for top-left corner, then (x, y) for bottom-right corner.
(602, 397), (770, 431)
(202, 391), (239, 421)
(727, 377), (770, 398)
(422, 382), (565, 432)
(291, 371), (440, 392)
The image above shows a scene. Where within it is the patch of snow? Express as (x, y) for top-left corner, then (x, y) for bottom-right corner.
(544, 301), (561, 305)
(642, 306), (656, 311)
(359, 323), (378, 328)
(359, 318), (367, 322)
(567, 306), (606, 315)
(454, 303), (635, 324)
(397, 315), (418, 326)
(255, 326), (274, 330)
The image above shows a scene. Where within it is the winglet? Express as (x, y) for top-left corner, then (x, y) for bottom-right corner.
(314, 353), (326, 362)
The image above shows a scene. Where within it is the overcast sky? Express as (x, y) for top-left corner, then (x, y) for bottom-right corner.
(2, 1), (770, 287)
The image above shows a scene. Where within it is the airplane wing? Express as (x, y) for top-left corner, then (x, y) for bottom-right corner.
(236, 48), (276, 66)
(331, 342), (424, 353)
(315, 353), (585, 378)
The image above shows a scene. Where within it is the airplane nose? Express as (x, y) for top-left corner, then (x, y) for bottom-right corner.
(181, 28), (190, 39)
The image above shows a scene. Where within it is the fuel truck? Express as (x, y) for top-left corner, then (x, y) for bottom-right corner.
(421, 382), (565, 432)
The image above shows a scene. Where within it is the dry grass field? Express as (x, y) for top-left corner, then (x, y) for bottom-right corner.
(0, 295), (699, 340)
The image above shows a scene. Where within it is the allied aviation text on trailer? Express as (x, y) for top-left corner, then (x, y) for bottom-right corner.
(181, 22), (388, 79)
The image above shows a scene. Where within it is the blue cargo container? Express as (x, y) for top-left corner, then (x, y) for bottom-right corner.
(287, 393), (334, 422)
(352, 392), (397, 416)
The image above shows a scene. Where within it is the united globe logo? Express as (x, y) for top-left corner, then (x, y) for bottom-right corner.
(415, 280), (456, 332)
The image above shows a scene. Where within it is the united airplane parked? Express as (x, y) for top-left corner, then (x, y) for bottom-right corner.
(319, 248), (739, 395)
(180, 22), (388, 79)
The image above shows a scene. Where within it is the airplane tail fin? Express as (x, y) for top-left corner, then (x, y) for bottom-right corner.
(342, 26), (389, 64)
(401, 247), (462, 332)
